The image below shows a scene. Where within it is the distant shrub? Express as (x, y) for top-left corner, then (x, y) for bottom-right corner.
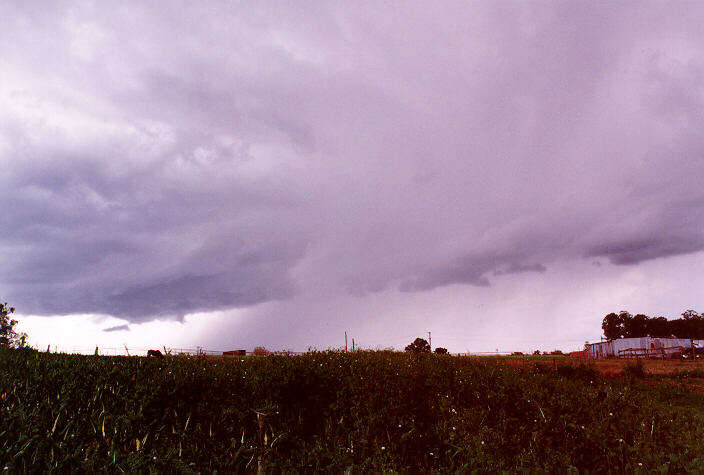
(434, 347), (448, 354)
(405, 338), (431, 354)
(549, 350), (564, 355)
(253, 346), (270, 356)
(533, 350), (541, 355)
(511, 351), (524, 356)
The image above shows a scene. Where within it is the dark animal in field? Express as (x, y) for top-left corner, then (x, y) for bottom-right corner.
(147, 349), (164, 358)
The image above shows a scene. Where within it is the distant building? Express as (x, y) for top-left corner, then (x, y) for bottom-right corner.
(586, 337), (704, 359)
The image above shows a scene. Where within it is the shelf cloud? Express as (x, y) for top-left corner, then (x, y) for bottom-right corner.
(2, 1), (704, 345)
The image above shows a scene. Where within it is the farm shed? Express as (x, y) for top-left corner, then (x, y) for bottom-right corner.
(586, 337), (704, 359)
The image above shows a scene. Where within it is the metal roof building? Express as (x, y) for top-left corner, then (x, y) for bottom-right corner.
(586, 337), (704, 359)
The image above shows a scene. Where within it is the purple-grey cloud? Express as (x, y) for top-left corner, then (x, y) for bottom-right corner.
(103, 324), (129, 333)
(1, 1), (704, 333)
(495, 263), (547, 276)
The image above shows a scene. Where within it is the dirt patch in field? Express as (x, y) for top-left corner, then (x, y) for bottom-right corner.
(639, 377), (704, 394)
(601, 359), (704, 376)
(492, 356), (704, 377)
(686, 379), (704, 393)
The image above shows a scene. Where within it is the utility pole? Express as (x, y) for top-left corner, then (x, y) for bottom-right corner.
(428, 331), (431, 350)
(345, 332), (348, 352)
(352, 338), (355, 352)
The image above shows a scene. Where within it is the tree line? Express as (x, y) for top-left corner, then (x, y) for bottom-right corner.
(602, 310), (704, 340)
(404, 338), (448, 354)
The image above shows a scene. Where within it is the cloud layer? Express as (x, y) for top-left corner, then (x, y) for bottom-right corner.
(2, 2), (704, 328)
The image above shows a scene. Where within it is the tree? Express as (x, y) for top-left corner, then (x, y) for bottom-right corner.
(682, 309), (700, 320)
(645, 316), (670, 337)
(599, 309), (704, 339)
(0, 302), (26, 348)
(618, 311), (633, 337)
(405, 338), (431, 354)
(669, 317), (688, 338)
(434, 347), (448, 354)
(681, 310), (704, 339)
(624, 313), (649, 338)
(601, 312), (624, 340)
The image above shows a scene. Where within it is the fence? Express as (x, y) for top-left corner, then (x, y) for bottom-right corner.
(40, 345), (307, 357)
(39, 346), (573, 358)
(618, 346), (687, 359)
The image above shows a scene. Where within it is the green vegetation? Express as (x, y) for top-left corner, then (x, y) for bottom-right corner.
(404, 337), (431, 353)
(2, 349), (704, 472)
(0, 302), (26, 349)
(602, 309), (704, 340)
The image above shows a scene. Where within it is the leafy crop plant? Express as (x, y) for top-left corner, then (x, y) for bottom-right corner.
(1, 348), (703, 472)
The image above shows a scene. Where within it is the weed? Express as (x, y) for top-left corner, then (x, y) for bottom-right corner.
(623, 359), (646, 379)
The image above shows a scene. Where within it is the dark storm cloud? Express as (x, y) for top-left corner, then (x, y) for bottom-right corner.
(2, 1), (704, 327)
(103, 324), (129, 333)
(587, 237), (704, 266)
(400, 261), (492, 292)
(495, 263), (547, 276)
(400, 253), (546, 293)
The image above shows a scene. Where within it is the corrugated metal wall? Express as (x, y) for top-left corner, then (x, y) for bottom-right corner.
(586, 337), (698, 359)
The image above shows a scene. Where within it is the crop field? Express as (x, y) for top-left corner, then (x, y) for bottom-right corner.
(492, 354), (704, 375)
(2, 348), (704, 472)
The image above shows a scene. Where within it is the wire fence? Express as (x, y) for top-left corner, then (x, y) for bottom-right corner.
(39, 345), (558, 357)
(40, 346), (245, 357)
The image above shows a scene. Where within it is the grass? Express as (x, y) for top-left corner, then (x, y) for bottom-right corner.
(2, 348), (704, 472)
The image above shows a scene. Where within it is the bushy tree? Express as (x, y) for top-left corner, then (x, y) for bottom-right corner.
(0, 302), (26, 348)
(601, 312), (623, 340)
(682, 309), (700, 319)
(434, 347), (448, 354)
(405, 338), (431, 354)
(645, 316), (670, 337)
(600, 309), (704, 340)
(624, 313), (649, 338)
(681, 310), (704, 339)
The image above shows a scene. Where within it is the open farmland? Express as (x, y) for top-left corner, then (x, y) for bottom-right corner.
(2, 349), (704, 472)
(493, 354), (704, 376)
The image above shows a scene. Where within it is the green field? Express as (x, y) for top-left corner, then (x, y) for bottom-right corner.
(2, 348), (704, 472)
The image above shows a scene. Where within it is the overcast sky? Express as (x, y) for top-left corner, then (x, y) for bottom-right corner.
(3, 1), (704, 354)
